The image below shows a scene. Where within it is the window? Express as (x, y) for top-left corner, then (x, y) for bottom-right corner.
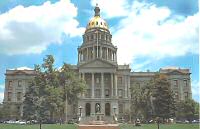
(183, 80), (187, 87)
(85, 89), (91, 98)
(101, 34), (104, 40)
(18, 80), (22, 87)
(8, 92), (12, 101)
(105, 89), (109, 97)
(118, 89), (123, 98)
(174, 92), (179, 100)
(96, 21), (98, 25)
(119, 104), (123, 114)
(95, 89), (100, 98)
(184, 92), (188, 99)
(8, 81), (12, 90)
(118, 77), (122, 84)
(91, 35), (94, 40)
(96, 77), (100, 84)
(173, 80), (178, 87)
(17, 92), (22, 101)
(136, 83), (140, 89)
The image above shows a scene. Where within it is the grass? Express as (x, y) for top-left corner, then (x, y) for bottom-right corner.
(119, 123), (199, 129)
(0, 124), (77, 129)
(0, 123), (199, 129)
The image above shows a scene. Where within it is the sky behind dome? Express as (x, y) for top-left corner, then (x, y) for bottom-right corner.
(0, 0), (199, 103)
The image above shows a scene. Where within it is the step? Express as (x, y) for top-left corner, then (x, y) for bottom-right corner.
(78, 124), (120, 129)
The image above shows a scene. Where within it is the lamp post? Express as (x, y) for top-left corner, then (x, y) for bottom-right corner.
(79, 106), (83, 117)
(113, 105), (117, 122)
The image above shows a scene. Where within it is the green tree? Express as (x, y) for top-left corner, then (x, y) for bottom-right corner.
(130, 82), (153, 121)
(176, 99), (199, 122)
(23, 55), (86, 128)
(152, 74), (176, 121)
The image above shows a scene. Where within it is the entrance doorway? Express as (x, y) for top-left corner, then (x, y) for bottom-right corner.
(105, 103), (110, 116)
(85, 103), (91, 116)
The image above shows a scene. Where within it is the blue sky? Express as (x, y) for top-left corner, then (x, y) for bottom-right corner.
(0, 0), (199, 103)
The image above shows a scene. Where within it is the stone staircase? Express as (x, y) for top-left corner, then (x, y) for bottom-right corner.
(78, 124), (120, 129)
(80, 116), (113, 124)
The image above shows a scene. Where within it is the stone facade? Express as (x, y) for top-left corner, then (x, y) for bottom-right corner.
(3, 5), (192, 121)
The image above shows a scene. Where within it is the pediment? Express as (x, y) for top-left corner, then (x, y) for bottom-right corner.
(79, 59), (116, 68)
(13, 71), (28, 75)
(167, 70), (184, 75)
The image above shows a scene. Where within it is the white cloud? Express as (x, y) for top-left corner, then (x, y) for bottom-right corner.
(0, 84), (5, 103)
(91, 0), (199, 65)
(9, 66), (33, 70)
(192, 80), (200, 102)
(0, 0), (85, 55)
(0, 92), (4, 103)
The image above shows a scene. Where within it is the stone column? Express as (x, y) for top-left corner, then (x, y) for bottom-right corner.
(101, 73), (104, 98)
(87, 48), (89, 60)
(106, 48), (108, 60)
(128, 76), (131, 98)
(114, 74), (118, 96)
(111, 73), (114, 97)
(100, 47), (103, 58)
(124, 75), (128, 98)
(78, 52), (80, 62)
(93, 46), (95, 59)
(92, 73), (95, 98)
(82, 73), (85, 97)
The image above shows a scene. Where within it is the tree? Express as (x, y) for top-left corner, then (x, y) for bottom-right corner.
(176, 99), (199, 122)
(23, 55), (86, 128)
(130, 82), (154, 122)
(152, 74), (176, 122)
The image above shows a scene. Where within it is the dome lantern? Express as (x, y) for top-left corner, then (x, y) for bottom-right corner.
(94, 4), (100, 17)
(86, 4), (109, 31)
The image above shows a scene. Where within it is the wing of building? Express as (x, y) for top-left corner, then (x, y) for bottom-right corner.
(3, 5), (192, 122)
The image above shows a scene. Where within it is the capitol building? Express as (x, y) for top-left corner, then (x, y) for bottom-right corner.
(3, 5), (192, 122)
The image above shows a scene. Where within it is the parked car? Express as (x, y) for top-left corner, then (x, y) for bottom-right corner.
(67, 119), (74, 124)
(135, 119), (141, 126)
(192, 119), (199, 123)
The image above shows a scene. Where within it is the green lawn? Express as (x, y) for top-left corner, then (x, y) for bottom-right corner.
(0, 123), (199, 129)
(0, 124), (77, 129)
(119, 123), (199, 129)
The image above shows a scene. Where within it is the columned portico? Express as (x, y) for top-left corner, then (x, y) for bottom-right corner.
(77, 4), (119, 122)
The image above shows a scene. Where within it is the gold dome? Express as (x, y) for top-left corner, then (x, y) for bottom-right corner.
(85, 4), (109, 31)
(86, 16), (109, 30)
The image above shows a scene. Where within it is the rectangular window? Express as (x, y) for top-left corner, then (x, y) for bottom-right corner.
(95, 89), (100, 98)
(96, 77), (100, 84)
(184, 92), (188, 99)
(118, 77), (122, 84)
(173, 80), (178, 87)
(8, 81), (12, 90)
(8, 92), (12, 101)
(174, 92), (179, 100)
(18, 80), (22, 87)
(105, 89), (109, 97)
(136, 83), (140, 89)
(85, 89), (91, 98)
(17, 92), (22, 101)
(118, 89), (123, 98)
(183, 80), (187, 87)
(119, 104), (123, 114)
